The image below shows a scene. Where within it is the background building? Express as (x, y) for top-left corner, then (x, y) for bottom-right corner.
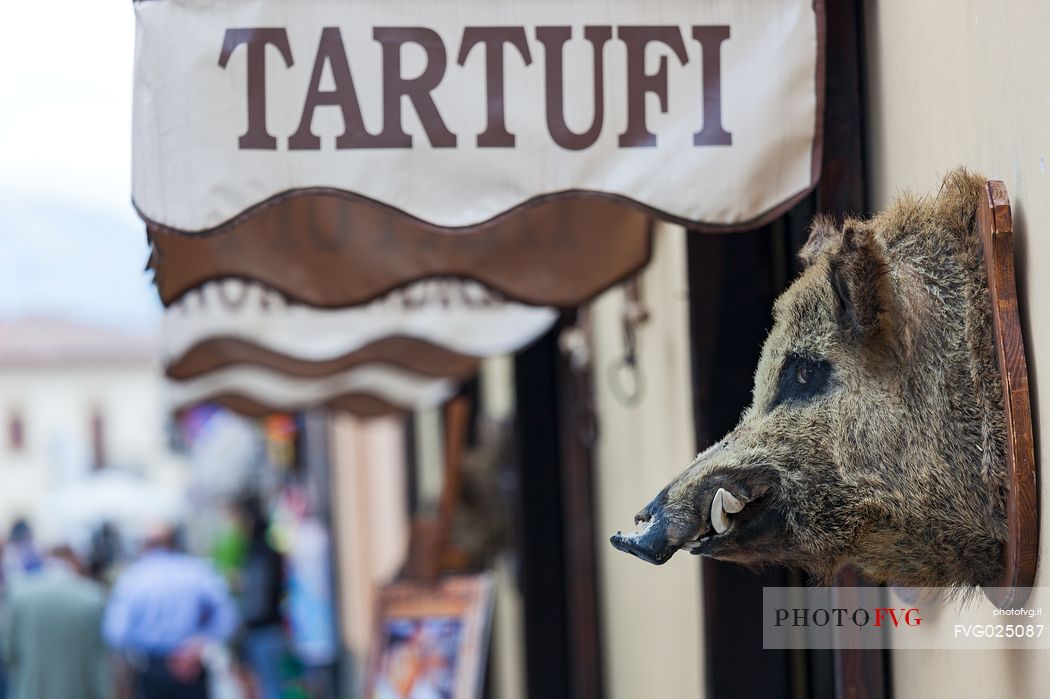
(0, 317), (187, 547)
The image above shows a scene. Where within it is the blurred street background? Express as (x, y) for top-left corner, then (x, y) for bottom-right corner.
(5, 2), (1050, 699)
(0, 3), (344, 697)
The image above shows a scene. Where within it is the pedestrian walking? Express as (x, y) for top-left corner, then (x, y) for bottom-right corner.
(236, 497), (286, 699)
(2, 545), (111, 699)
(2, 521), (42, 583)
(103, 524), (237, 699)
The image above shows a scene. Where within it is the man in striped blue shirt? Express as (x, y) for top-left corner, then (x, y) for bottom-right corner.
(103, 525), (237, 699)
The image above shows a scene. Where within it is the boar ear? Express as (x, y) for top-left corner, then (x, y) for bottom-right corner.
(799, 214), (841, 267)
(827, 223), (888, 337)
(934, 168), (984, 231)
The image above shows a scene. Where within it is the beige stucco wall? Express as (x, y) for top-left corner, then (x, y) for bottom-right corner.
(591, 223), (705, 699)
(865, 1), (1050, 695)
(328, 415), (410, 692)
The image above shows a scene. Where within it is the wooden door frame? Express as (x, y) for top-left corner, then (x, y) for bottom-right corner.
(689, 1), (887, 697)
(512, 324), (605, 699)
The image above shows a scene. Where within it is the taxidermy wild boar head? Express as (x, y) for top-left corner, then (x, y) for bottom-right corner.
(611, 170), (1008, 588)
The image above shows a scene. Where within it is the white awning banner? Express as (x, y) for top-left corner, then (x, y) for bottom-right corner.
(162, 279), (557, 366)
(167, 364), (456, 414)
(133, 0), (823, 234)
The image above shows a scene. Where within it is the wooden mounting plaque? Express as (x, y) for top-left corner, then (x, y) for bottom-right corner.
(979, 180), (1039, 609)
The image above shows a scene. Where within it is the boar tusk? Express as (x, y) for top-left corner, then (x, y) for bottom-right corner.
(711, 487), (745, 534)
(711, 490), (730, 534)
(721, 488), (745, 514)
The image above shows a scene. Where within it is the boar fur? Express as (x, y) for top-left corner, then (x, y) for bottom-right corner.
(612, 169), (1008, 590)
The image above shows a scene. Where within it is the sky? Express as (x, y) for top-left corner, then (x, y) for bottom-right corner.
(0, 1), (161, 331)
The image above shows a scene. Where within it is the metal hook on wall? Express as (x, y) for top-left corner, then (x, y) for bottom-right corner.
(607, 276), (649, 407)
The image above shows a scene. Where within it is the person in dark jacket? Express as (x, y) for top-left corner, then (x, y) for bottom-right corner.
(237, 498), (286, 699)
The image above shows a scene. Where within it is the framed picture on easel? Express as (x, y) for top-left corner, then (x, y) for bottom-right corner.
(366, 574), (494, 699)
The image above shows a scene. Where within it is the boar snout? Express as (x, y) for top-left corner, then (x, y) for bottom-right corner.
(611, 447), (781, 567)
(610, 482), (769, 566)
(609, 488), (694, 565)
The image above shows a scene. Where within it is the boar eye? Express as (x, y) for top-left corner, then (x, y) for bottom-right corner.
(771, 354), (833, 409)
(795, 365), (810, 385)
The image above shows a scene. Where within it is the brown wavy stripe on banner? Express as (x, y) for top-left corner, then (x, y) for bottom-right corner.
(200, 391), (403, 419)
(149, 195), (652, 308)
(166, 336), (480, 382)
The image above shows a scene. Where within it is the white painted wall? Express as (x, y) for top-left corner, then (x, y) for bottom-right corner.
(865, 1), (1050, 694)
(590, 223), (705, 699)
